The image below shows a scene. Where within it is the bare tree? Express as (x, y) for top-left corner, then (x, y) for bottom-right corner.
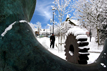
(53, 0), (74, 23)
(72, 0), (107, 45)
(53, 0), (74, 51)
(36, 22), (42, 35)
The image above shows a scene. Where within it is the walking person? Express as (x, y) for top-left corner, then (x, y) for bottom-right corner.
(50, 33), (55, 48)
(89, 29), (92, 42)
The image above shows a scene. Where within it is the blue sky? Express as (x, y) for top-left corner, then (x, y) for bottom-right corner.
(30, 0), (74, 29)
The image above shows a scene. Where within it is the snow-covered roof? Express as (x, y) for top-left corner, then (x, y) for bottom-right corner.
(40, 29), (50, 34)
(66, 14), (70, 18)
(69, 19), (80, 26)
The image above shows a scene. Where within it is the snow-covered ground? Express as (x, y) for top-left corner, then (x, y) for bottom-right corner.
(36, 36), (103, 64)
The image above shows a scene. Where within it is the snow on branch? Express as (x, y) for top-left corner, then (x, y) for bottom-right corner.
(53, 0), (74, 23)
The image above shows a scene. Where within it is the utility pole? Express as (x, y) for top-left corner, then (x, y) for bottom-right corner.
(52, 7), (55, 34)
(53, 12), (54, 34)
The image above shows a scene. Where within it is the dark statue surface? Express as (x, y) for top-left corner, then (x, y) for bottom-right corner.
(0, 0), (107, 71)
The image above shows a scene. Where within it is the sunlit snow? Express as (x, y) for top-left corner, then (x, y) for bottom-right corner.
(1, 21), (16, 37)
(37, 36), (103, 64)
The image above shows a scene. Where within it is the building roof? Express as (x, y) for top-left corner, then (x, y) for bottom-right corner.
(65, 17), (80, 26)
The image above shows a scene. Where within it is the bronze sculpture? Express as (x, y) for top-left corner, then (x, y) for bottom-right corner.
(0, 0), (107, 71)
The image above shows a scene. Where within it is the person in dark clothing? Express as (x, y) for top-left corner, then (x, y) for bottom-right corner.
(89, 29), (92, 42)
(50, 33), (55, 48)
